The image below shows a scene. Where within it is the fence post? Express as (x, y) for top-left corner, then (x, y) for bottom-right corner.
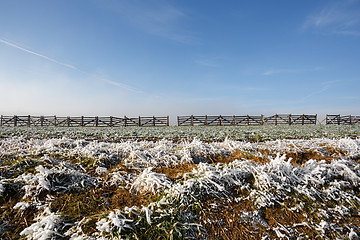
(14, 115), (17, 127)
(315, 114), (317, 125)
(110, 116), (113, 127)
(138, 116), (141, 126)
(177, 116), (180, 126)
(289, 114), (292, 125)
(124, 116), (127, 127)
(67, 116), (70, 127)
(167, 116), (169, 126)
(190, 115), (194, 126)
(205, 115), (208, 126)
(153, 116), (155, 126)
(261, 115), (264, 125)
(0, 115), (2, 127)
(275, 114), (278, 125)
(247, 115), (250, 126)
(54, 115), (57, 126)
(233, 115), (236, 126)
(81, 116), (84, 126)
(27, 115), (31, 127)
(40, 116), (44, 127)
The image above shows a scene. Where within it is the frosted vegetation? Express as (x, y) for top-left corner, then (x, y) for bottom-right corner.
(1, 125), (360, 141)
(0, 125), (359, 239)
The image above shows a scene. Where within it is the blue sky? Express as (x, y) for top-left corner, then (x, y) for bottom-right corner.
(1, 0), (359, 119)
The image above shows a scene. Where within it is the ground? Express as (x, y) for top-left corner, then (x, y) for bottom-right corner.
(0, 125), (360, 239)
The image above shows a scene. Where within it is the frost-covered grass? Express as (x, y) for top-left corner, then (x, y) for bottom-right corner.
(0, 126), (360, 239)
(1, 125), (360, 141)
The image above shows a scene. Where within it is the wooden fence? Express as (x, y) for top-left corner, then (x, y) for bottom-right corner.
(263, 114), (317, 125)
(326, 115), (360, 125)
(177, 115), (265, 126)
(177, 114), (317, 126)
(0, 115), (169, 127)
(2, 114), (359, 127)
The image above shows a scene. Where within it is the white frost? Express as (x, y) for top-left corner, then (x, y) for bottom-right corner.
(130, 167), (172, 194)
(96, 210), (133, 234)
(20, 207), (63, 240)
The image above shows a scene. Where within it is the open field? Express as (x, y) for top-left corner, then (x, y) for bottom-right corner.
(1, 125), (360, 142)
(1, 126), (360, 239)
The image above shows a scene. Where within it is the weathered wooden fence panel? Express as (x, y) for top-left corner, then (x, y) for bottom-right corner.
(264, 114), (288, 125)
(178, 115), (265, 126)
(206, 116), (224, 126)
(291, 114), (317, 125)
(177, 115), (208, 126)
(178, 114), (317, 126)
(246, 115), (264, 125)
(326, 115), (340, 125)
(0, 115), (169, 127)
(326, 115), (360, 125)
(263, 114), (317, 125)
(0, 116), (17, 126)
(341, 115), (360, 125)
(140, 116), (169, 126)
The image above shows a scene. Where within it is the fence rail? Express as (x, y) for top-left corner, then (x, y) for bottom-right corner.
(263, 114), (317, 125)
(177, 114), (318, 126)
(0, 115), (169, 127)
(1, 114), (359, 127)
(326, 115), (360, 125)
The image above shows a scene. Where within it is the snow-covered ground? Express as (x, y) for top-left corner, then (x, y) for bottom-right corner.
(1, 126), (359, 239)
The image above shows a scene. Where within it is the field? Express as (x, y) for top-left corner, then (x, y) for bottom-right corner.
(1, 125), (360, 239)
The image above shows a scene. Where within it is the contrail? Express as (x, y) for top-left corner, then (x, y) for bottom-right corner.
(0, 39), (77, 70)
(0, 38), (142, 93)
(100, 78), (143, 93)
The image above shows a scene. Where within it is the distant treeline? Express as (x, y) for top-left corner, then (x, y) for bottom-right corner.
(0, 114), (359, 127)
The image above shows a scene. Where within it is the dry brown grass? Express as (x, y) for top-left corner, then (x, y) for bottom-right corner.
(285, 150), (330, 165)
(200, 198), (264, 240)
(51, 186), (156, 219)
(154, 163), (195, 180)
(49, 186), (157, 236)
(109, 188), (156, 209)
(51, 190), (107, 219)
(1, 206), (38, 240)
(323, 146), (347, 156)
(284, 147), (347, 166)
(204, 150), (269, 165)
(231, 150), (269, 164)
(0, 186), (37, 240)
(199, 194), (360, 240)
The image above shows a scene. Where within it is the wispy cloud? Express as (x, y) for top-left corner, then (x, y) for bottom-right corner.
(263, 69), (292, 76)
(195, 59), (220, 67)
(244, 87), (266, 91)
(0, 38), (142, 93)
(300, 86), (329, 102)
(263, 67), (323, 76)
(299, 80), (341, 102)
(332, 30), (360, 36)
(102, 1), (197, 44)
(98, 77), (142, 93)
(303, 1), (360, 36)
(339, 96), (359, 100)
